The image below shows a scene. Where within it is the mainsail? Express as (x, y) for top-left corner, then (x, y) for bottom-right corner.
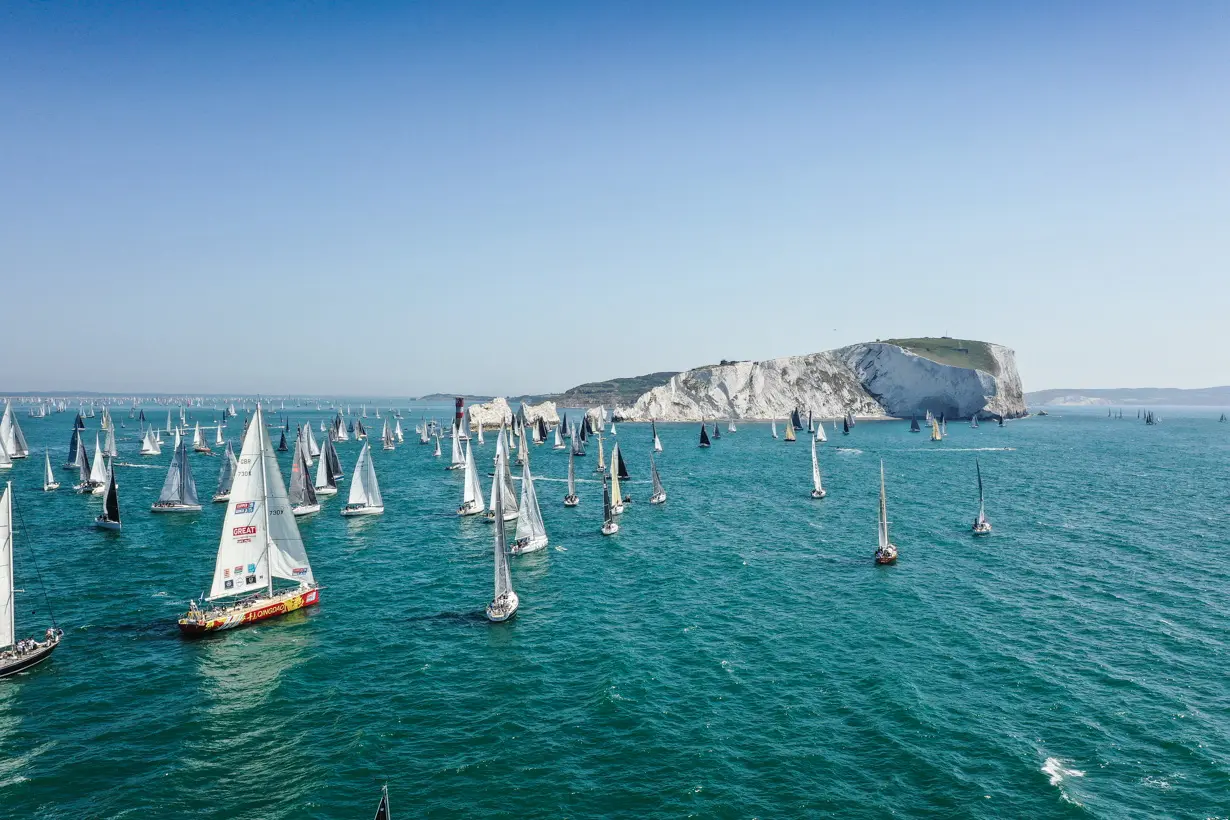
(1, 483), (14, 649)
(348, 441), (383, 508)
(157, 439), (199, 506)
(878, 461), (891, 551)
(492, 454), (515, 601)
(208, 405), (314, 600)
(699, 423), (711, 446)
(567, 451), (576, 497)
(217, 442), (237, 498)
(63, 426), (81, 469)
(89, 435), (109, 486)
(101, 467), (121, 525)
(811, 436), (824, 495)
(462, 440), (484, 513)
(650, 454), (665, 498)
(289, 436), (318, 509)
(514, 460), (547, 545)
(652, 420), (663, 452)
(0, 402), (29, 458)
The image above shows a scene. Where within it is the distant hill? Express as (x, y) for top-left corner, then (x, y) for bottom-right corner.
(416, 393), (494, 403)
(548, 372), (679, 408)
(1027, 387), (1230, 406)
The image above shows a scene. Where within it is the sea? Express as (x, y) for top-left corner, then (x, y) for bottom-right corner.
(1, 404), (1227, 818)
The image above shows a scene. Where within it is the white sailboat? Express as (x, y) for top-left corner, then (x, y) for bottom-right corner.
(972, 460), (992, 535)
(1, 483), (64, 677)
(381, 420), (396, 451)
(89, 436), (109, 495)
(771, 419), (778, 439)
(193, 422), (211, 454)
(874, 460), (898, 564)
(394, 419), (404, 444)
(601, 476), (619, 535)
(342, 441), (384, 516)
(727, 419), (737, 433)
(42, 450), (59, 491)
(649, 454), (666, 504)
(103, 425), (119, 458)
(610, 421), (617, 436)
(288, 435), (320, 516)
(511, 460), (548, 554)
(0, 402), (29, 460)
(476, 422), (485, 445)
(215, 423), (225, 446)
(594, 434), (606, 474)
(0, 439), (10, 471)
(94, 465), (121, 530)
(151, 438), (202, 512)
(433, 434), (442, 458)
(564, 450), (579, 506)
(608, 443), (625, 515)
(485, 451), (519, 623)
(447, 421), (465, 470)
(71, 434), (92, 493)
(553, 422), (566, 450)
(815, 421), (827, 443)
(214, 442), (237, 502)
(458, 439), (484, 516)
(485, 428), (520, 523)
(315, 436), (343, 497)
(810, 436), (827, 499)
(652, 419), (663, 453)
(177, 404), (320, 634)
(140, 428), (161, 455)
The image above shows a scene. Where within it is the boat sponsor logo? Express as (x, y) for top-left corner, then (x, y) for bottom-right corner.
(234, 501), (255, 514)
(292, 567), (308, 576)
(234, 565), (243, 576)
(224, 579), (234, 590)
(223, 568), (230, 578)
(247, 563), (256, 573)
(233, 525), (257, 537)
(245, 574), (257, 585)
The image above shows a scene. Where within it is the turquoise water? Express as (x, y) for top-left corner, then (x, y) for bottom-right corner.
(1, 406), (1228, 818)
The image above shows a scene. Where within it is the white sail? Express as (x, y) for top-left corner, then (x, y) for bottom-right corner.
(488, 428), (519, 516)
(89, 435), (109, 485)
(165, 410), (173, 433)
(433, 435), (442, 457)
(104, 425), (119, 458)
(476, 422), (485, 445)
(652, 420), (663, 453)
(394, 420), (404, 443)
(878, 461), (891, 550)
(567, 451), (576, 496)
(0, 483), (12, 649)
(140, 429), (160, 455)
(0, 402), (29, 458)
(596, 435), (606, 470)
(811, 436), (824, 494)
(156, 440), (199, 506)
(816, 421), (827, 443)
(304, 424), (319, 457)
(771, 420), (778, 439)
(514, 459), (547, 544)
(0, 439), (10, 469)
(44, 451), (55, 486)
(554, 423), (564, 448)
(650, 454), (665, 498)
(450, 422), (465, 467)
(216, 424), (225, 445)
(348, 441), (383, 508)
(462, 440), (484, 511)
(297, 428), (314, 467)
(609, 442), (623, 504)
(208, 405), (314, 600)
(492, 455), (514, 601)
(288, 436), (317, 509)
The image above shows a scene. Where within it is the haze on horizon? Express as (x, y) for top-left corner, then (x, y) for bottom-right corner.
(3, 1), (1227, 397)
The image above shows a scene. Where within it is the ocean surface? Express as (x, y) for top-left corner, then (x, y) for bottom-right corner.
(1, 405), (1227, 818)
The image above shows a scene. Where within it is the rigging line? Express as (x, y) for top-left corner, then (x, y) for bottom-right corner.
(11, 500), (59, 631)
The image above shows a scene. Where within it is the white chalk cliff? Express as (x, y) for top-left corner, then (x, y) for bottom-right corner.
(466, 398), (560, 428)
(615, 341), (1025, 422)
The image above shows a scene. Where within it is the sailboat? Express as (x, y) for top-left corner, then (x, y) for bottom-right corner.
(485, 428), (519, 522)
(600, 475), (619, 536)
(771, 419), (778, 439)
(42, 450), (59, 491)
(594, 433), (607, 473)
(475, 422), (484, 445)
(62, 426), (81, 470)
(649, 454), (666, 504)
(342, 441), (384, 516)
(394, 419), (404, 443)
(289, 436), (320, 516)
(970, 414), (979, 429)
(511, 460), (548, 554)
(909, 414), (921, 433)
(810, 436), (827, 499)
(94, 466), (121, 530)
(88, 435), (109, 495)
(486, 451), (519, 623)
(0, 483), (64, 678)
(103, 424), (119, 458)
(381, 420), (396, 451)
(608, 444), (625, 514)
(874, 461), (898, 565)
(972, 460), (992, 535)
(214, 442), (237, 502)
(553, 421), (566, 449)
(712, 422), (721, 440)
(784, 421), (796, 442)
(842, 416), (850, 436)
(139, 428), (160, 456)
(314, 436), (341, 497)
(699, 422), (711, 448)
(71, 434), (92, 493)
(1221, 413), (1228, 423)
(215, 423), (225, 446)
(277, 430), (290, 452)
(447, 421), (466, 470)
(433, 434), (442, 457)
(791, 408), (803, 430)
(151, 438), (202, 512)
(564, 450), (579, 506)
(193, 422), (211, 454)
(615, 443), (630, 482)
(652, 419), (663, 452)
(815, 420), (827, 442)
(930, 418), (942, 441)
(373, 784), (391, 820)
(457, 439), (484, 516)
(0, 441), (13, 472)
(177, 405), (320, 634)
(727, 419), (737, 433)
(0, 402), (29, 459)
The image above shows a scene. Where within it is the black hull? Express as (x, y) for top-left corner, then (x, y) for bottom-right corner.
(0, 643), (58, 679)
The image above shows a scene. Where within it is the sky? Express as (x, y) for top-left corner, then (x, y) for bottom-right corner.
(2, 1), (1228, 395)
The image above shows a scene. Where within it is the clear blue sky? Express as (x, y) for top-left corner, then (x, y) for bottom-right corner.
(3, 1), (1227, 395)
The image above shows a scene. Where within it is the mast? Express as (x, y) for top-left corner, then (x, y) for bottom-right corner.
(878, 460), (890, 549)
(1, 483), (13, 650)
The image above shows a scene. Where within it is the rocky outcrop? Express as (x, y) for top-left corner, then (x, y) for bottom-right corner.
(467, 398), (513, 428)
(520, 400), (559, 425)
(615, 340), (1026, 421)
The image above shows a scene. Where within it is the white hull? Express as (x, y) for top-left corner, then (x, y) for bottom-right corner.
(564, 496), (579, 507)
(811, 489), (827, 499)
(611, 503), (625, 515)
(94, 518), (121, 531)
(43, 482), (60, 492)
(458, 501), (483, 516)
(650, 492), (667, 504)
(314, 485), (338, 496)
(446, 464), (465, 471)
(91, 483), (107, 496)
(341, 504), (383, 516)
(486, 592), (519, 622)
(601, 522), (619, 536)
(150, 503), (202, 513)
(292, 504), (321, 517)
(510, 536), (548, 555)
(484, 510), (519, 523)
(972, 523), (992, 535)
(212, 493), (230, 503)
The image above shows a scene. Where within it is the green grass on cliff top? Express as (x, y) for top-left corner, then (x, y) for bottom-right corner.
(881, 338), (1000, 375)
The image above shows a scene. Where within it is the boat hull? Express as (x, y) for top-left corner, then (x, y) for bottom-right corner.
(43, 483), (60, 492)
(314, 486), (338, 496)
(810, 490), (827, 499)
(0, 638), (60, 679)
(458, 502), (483, 516)
(292, 504), (321, 516)
(601, 522), (619, 536)
(510, 536), (548, 555)
(341, 504), (384, 517)
(563, 496), (579, 507)
(94, 518), (121, 530)
(650, 493), (667, 504)
(972, 524), (992, 535)
(178, 587), (320, 634)
(212, 493), (230, 503)
(874, 546), (898, 565)
(151, 504), (202, 513)
(486, 592), (519, 622)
